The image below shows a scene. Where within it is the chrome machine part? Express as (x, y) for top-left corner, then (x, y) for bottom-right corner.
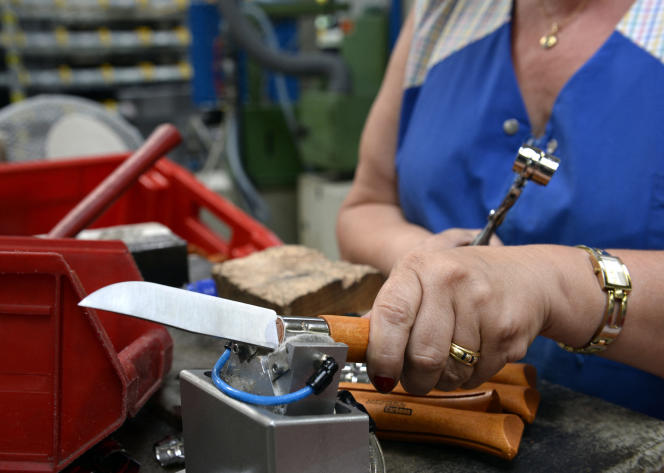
(471, 144), (560, 246)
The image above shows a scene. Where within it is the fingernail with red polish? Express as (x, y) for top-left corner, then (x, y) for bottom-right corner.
(373, 376), (396, 393)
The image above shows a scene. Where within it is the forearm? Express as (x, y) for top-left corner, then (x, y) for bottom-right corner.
(599, 249), (664, 377)
(536, 246), (664, 378)
(337, 202), (431, 274)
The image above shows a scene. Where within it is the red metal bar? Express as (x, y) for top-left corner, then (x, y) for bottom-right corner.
(47, 124), (182, 238)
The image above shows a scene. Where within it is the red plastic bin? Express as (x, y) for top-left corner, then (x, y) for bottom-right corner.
(0, 154), (281, 473)
(0, 153), (281, 257)
(0, 237), (170, 473)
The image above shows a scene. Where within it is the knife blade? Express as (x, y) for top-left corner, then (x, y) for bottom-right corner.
(79, 281), (280, 350)
(79, 281), (370, 360)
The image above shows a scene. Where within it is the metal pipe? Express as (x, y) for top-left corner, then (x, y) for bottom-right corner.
(217, 0), (352, 94)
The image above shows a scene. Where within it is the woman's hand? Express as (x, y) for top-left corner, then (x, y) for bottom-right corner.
(366, 245), (564, 395)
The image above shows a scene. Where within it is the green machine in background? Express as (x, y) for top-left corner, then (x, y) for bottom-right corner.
(242, 103), (300, 187)
(298, 9), (388, 173)
(238, 3), (389, 187)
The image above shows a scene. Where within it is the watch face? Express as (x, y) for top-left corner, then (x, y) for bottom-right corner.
(601, 257), (631, 288)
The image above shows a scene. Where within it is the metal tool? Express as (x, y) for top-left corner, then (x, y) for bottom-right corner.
(471, 144), (560, 246)
(79, 281), (370, 360)
(79, 281), (379, 473)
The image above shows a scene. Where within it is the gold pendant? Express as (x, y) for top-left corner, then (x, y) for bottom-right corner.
(539, 33), (558, 49)
(540, 22), (559, 49)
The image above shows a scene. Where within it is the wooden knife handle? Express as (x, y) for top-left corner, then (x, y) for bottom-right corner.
(339, 382), (501, 412)
(422, 382), (540, 424)
(490, 363), (537, 388)
(351, 391), (524, 460)
(344, 380), (539, 424)
(474, 382), (540, 424)
(319, 315), (369, 362)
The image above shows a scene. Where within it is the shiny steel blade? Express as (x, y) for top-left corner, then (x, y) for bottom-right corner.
(79, 281), (279, 350)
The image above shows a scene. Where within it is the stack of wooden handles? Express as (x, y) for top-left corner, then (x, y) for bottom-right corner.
(339, 363), (539, 460)
(315, 315), (539, 459)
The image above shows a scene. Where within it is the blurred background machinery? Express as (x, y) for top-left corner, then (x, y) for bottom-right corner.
(0, 0), (407, 255)
(0, 0), (194, 163)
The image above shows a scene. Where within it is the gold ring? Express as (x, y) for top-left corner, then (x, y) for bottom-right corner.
(449, 342), (480, 367)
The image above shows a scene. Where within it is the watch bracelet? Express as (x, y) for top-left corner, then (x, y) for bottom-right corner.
(557, 245), (631, 354)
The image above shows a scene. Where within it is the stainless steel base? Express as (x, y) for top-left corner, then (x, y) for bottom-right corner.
(180, 369), (370, 473)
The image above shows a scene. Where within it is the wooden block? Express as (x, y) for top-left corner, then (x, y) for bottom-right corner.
(212, 245), (385, 316)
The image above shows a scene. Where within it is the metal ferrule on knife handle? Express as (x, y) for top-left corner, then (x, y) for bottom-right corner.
(279, 315), (370, 363)
(279, 316), (332, 337)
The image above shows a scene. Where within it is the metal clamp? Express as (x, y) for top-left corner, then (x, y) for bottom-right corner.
(471, 145), (560, 246)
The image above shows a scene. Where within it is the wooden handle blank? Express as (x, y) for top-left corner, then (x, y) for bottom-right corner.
(339, 382), (501, 413)
(402, 383), (539, 424)
(343, 380), (539, 424)
(393, 382), (539, 424)
(490, 363), (537, 388)
(319, 315), (369, 362)
(473, 382), (540, 424)
(351, 391), (524, 460)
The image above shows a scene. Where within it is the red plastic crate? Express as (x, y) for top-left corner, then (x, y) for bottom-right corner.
(0, 153), (281, 257)
(0, 154), (281, 473)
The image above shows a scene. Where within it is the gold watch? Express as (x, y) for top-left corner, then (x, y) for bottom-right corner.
(558, 245), (632, 354)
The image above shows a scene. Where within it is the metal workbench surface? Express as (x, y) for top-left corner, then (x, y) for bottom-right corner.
(112, 326), (664, 473)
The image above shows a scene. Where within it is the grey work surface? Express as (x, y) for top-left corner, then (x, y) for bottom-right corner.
(112, 326), (664, 473)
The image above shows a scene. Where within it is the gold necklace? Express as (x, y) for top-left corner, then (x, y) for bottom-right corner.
(537, 0), (591, 49)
